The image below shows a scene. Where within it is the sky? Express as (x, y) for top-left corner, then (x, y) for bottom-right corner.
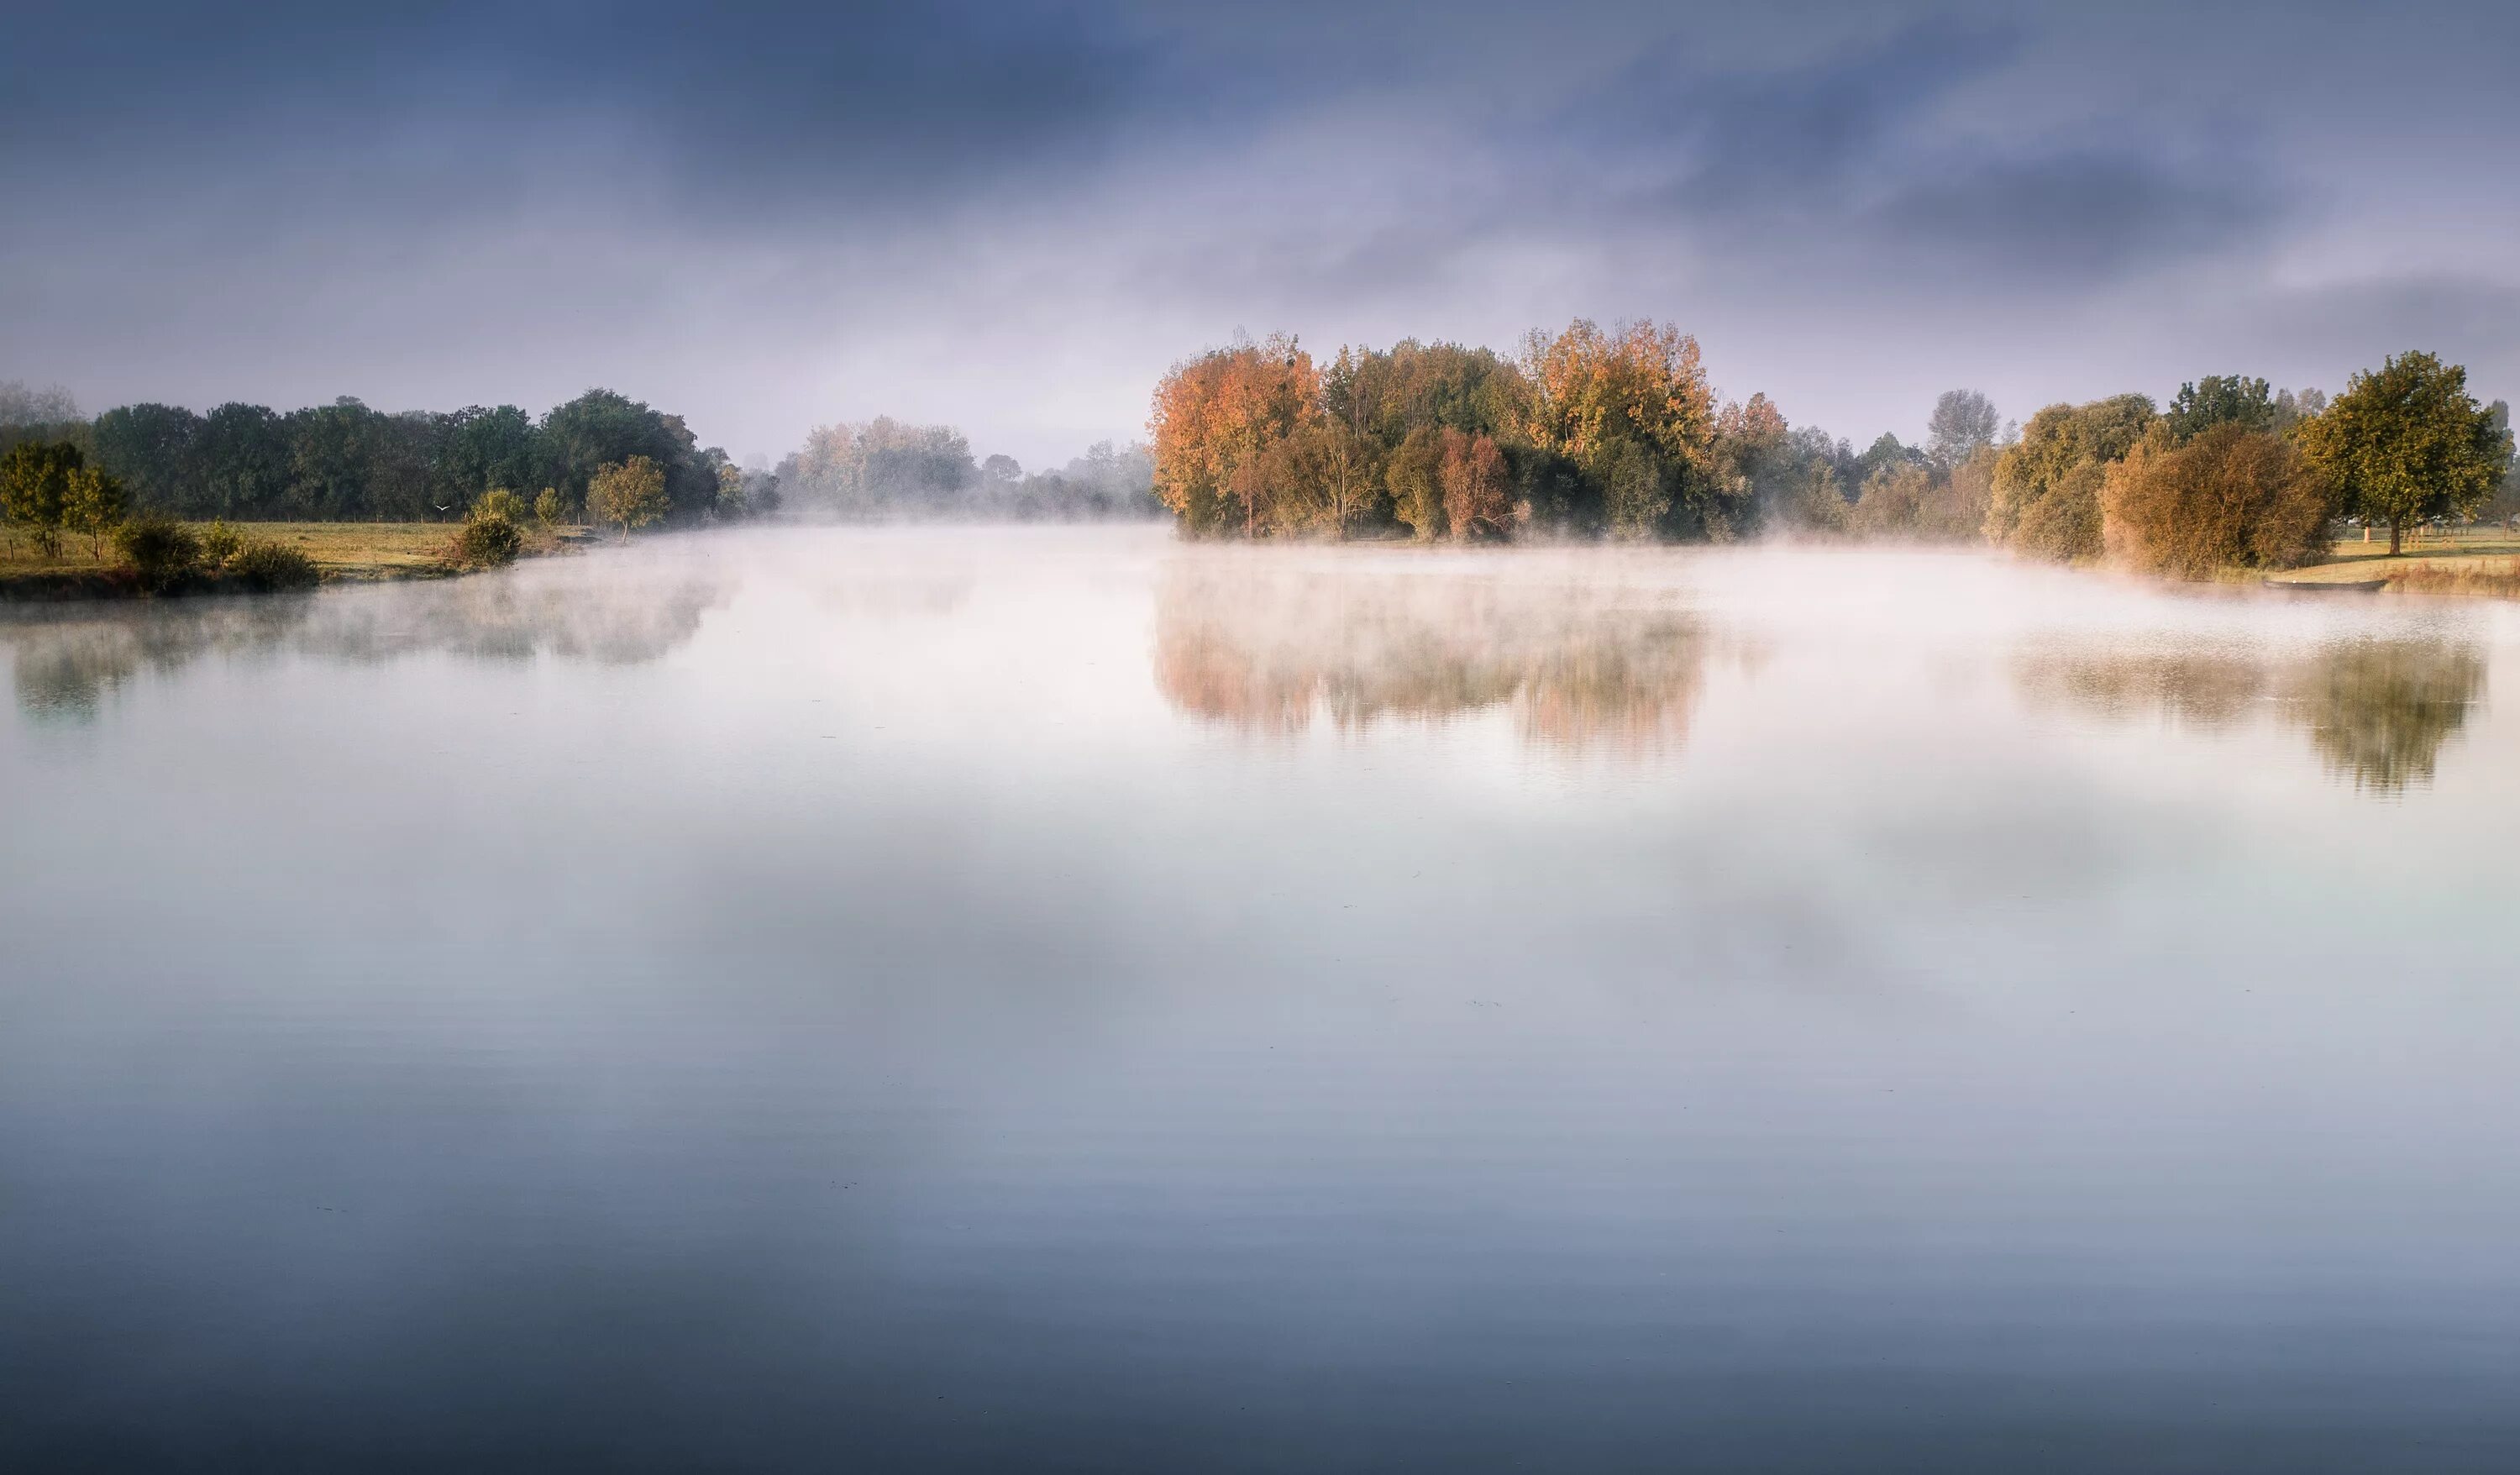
(4, 0), (2517, 469)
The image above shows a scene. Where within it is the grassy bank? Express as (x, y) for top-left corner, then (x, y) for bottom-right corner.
(2262, 526), (2520, 594)
(1, 522), (580, 599)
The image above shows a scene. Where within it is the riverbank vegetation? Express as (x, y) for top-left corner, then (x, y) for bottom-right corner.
(1148, 327), (2517, 587)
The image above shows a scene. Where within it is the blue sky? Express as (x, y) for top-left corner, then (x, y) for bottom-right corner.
(4, 0), (2515, 466)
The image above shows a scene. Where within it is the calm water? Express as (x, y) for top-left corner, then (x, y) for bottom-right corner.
(5, 527), (2517, 1472)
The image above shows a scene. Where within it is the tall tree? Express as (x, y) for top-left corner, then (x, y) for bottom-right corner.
(1925, 390), (1999, 469)
(2297, 351), (2510, 554)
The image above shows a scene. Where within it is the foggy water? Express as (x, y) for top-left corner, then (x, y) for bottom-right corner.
(5, 526), (2518, 1473)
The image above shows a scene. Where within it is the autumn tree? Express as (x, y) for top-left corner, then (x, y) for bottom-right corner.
(2297, 351), (2510, 555)
(1520, 319), (1723, 539)
(2101, 424), (2333, 578)
(1148, 335), (1320, 538)
(586, 454), (669, 540)
(1987, 395), (2156, 560)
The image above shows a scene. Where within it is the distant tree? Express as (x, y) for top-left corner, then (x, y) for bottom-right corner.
(2297, 351), (2510, 554)
(65, 464), (128, 556)
(715, 463), (749, 519)
(197, 402), (293, 520)
(1925, 390), (1999, 469)
(2271, 387), (2328, 434)
(1710, 393), (1792, 526)
(2164, 375), (2276, 440)
(2102, 424), (2333, 578)
(980, 454), (1021, 485)
(585, 455), (669, 540)
(91, 402), (205, 513)
(1, 440), (81, 557)
(0, 381), (80, 427)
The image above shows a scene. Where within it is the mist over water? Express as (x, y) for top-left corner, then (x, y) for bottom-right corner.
(5, 527), (2518, 1472)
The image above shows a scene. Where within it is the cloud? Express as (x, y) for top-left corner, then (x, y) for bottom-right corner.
(1, 1), (2516, 462)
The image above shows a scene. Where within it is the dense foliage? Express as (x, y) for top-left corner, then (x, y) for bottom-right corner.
(2101, 425), (2333, 578)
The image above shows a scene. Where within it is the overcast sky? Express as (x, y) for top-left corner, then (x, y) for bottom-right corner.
(5, 1), (2516, 468)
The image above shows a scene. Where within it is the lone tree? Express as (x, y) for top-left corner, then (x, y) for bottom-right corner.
(2, 440), (82, 559)
(2297, 351), (2510, 555)
(585, 454), (669, 541)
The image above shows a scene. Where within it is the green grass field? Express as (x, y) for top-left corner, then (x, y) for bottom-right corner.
(2266, 523), (2520, 589)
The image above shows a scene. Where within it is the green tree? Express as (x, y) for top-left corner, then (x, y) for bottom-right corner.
(534, 486), (570, 528)
(2163, 375), (2276, 440)
(1, 440), (81, 558)
(65, 465), (129, 556)
(2297, 351), (2510, 555)
(472, 487), (528, 524)
(586, 455), (669, 540)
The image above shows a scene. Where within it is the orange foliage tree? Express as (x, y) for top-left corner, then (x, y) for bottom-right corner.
(1149, 335), (1320, 538)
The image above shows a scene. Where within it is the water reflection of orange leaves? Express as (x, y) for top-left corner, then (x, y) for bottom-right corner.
(1152, 562), (1708, 755)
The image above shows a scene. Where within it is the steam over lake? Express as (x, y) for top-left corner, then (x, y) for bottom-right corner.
(6, 526), (2517, 1472)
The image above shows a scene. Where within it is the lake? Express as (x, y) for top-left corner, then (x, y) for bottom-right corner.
(4, 526), (2517, 1472)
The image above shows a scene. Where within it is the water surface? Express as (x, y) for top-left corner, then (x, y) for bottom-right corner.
(5, 528), (2517, 1472)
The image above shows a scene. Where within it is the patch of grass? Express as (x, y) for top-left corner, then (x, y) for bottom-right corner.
(3, 520), (574, 595)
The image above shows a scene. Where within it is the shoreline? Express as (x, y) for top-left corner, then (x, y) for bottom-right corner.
(0, 522), (588, 603)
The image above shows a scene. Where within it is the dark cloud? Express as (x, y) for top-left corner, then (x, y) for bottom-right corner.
(2, 1), (2517, 461)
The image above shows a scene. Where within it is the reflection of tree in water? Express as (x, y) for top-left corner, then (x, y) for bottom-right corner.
(4, 564), (727, 719)
(2019, 636), (2486, 795)
(2288, 639), (2486, 794)
(1153, 562), (1709, 753)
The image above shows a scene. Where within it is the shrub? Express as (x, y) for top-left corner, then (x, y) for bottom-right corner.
(198, 520), (243, 568)
(451, 512), (524, 568)
(227, 538), (319, 591)
(533, 486), (569, 528)
(473, 487), (528, 524)
(114, 516), (203, 594)
(2009, 459), (2108, 562)
(2103, 424), (2334, 579)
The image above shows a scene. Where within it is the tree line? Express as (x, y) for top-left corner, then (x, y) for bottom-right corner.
(0, 381), (1163, 541)
(1147, 324), (2518, 573)
(0, 386), (764, 527)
